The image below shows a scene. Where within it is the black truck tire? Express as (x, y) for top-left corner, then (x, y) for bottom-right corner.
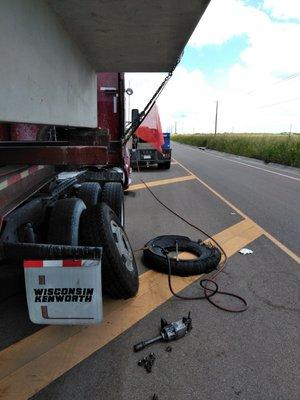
(80, 203), (139, 299)
(48, 198), (86, 246)
(143, 235), (221, 276)
(158, 161), (171, 170)
(102, 182), (124, 226)
(76, 182), (102, 208)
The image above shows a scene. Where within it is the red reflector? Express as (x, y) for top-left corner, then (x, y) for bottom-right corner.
(7, 174), (21, 186)
(24, 260), (43, 268)
(62, 260), (82, 267)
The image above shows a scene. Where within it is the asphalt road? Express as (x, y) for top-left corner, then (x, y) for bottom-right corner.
(172, 142), (300, 255)
(0, 150), (299, 400)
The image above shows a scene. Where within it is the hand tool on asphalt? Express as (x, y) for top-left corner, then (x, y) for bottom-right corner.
(137, 352), (156, 373)
(133, 312), (192, 352)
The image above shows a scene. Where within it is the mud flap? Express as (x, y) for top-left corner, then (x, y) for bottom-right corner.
(24, 259), (102, 325)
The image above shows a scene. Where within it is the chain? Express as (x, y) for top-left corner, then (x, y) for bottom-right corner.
(122, 54), (182, 145)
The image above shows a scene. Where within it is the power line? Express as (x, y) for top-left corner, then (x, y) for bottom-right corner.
(258, 96), (300, 109)
(246, 72), (300, 96)
(275, 72), (300, 85)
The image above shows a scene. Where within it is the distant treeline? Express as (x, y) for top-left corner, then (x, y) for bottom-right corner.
(172, 134), (300, 168)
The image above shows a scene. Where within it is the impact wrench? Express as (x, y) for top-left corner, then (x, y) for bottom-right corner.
(133, 312), (192, 352)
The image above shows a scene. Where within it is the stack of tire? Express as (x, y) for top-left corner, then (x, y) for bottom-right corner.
(47, 182), (139, 299)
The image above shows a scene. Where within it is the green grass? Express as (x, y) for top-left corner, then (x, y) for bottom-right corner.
(171, 134), (300, 168)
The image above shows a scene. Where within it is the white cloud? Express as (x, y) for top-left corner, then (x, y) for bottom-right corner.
(238, 19), (300, 76)
(189, 0), (268, 48)
(125, 72), (165, 122)
(263, 0), (300, 21)
(158, 67), (220, 132)
(126, 67), (221, 133)
(126, 0), (300, 133)
(190, 0), (300, 76)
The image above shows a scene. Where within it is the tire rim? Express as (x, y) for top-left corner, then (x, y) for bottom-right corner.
(110, 220), (134, 272)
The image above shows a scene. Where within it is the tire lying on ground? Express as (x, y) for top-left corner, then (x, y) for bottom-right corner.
(80, 202), (138, 299)
(76, 182), (102, 208)
(102, 182), (124, 226)
(48, 198), (86, 245)
(143, 235), (221, 277)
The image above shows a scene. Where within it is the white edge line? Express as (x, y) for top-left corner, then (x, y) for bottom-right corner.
(202, 152), (300, 181)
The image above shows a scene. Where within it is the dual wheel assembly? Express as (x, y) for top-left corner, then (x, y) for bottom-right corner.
(47, 181), (138, 299)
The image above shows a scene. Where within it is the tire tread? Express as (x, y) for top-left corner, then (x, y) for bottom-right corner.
(80, 203), (138, 299)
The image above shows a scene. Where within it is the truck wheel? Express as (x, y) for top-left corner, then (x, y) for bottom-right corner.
(76, 182), (101, 208)
(158, 161), (171, 170)
(102, 182), (125, 226)
(80, 203), (139, 299)
(48, 198), (86, 245)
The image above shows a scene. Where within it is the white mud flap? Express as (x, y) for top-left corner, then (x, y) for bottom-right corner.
(24, 259), (102, 325)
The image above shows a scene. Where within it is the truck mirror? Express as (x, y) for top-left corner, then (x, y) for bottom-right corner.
(131, 109), (139, 124)
(126, 88), (133, 96)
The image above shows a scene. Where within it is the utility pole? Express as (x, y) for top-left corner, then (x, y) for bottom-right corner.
(175, 121), (177, 134)
(214, 100), (219, 135)
(127, 80), (131, 122)
(289, 123), (292, 137)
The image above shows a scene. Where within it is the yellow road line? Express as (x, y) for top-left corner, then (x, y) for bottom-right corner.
(128, 174), (196, 191)
(212, 219), (263, 248)
(174, 158), (300, 264)
(0, 219), (262, 400)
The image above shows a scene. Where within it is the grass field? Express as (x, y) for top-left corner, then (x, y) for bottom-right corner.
(172, 134), (300, 168)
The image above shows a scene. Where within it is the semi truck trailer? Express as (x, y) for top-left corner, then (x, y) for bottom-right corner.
(0, 0), (211, 325)
(0, 73), (137, 324)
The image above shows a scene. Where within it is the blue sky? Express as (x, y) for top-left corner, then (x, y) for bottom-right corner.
(245, 0), (263, 8)
(246, 0), (300, 23)
(182, 35), (249, 86)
